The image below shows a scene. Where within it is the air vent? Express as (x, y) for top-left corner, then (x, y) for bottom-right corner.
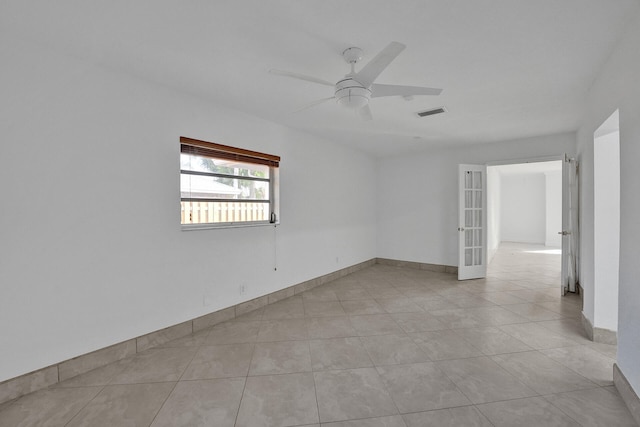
(417, 107), (447, 118)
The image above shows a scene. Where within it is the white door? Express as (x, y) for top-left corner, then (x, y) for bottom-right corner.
(458, 164), (487, 280)
(560, 154), (579, 294)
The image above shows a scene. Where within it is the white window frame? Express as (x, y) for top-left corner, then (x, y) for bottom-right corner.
(180, 136), (280, 230)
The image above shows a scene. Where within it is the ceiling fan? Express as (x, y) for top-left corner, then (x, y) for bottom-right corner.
(270, 41), (442, 120)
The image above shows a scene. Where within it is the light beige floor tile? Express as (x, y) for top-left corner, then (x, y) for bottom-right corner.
(334, 288), (372, 301)
(541, 345), (616, 386)
(181, 343), (253, 380)
(499, 322), (581, 349)
(429, 308), (484, 329)
(411, 330), (483, 361)
(262, 297), (305, 319)
(66, 382), (175, 427)
(150, 378), (244, 427)
(449, 296), (496, 308)
(491, 351), (597, 394)
(435, 356), (537, 404)
(402, 406), (493, 427)
(375, 297), (424, 313)
(390, 312), (447, 333)
(502, 302), (565, 321)
(309, 337), (373, 371)
(257, 318), (309, 342)
(360, 334), (430, 366)
(301, 287), (339, 302)
(306, 316), (357, 339)
(377, 362), (470, 413)
(341, 299), (386, 315)
(349, 314), (404, 336)
(322, 415), (407, 427)
(477, 396), (581, 426)
(587, 341), (617, 359)
(157, 329), (209, 348)
(412, 297), (460, 312)
(536, 319), (593, 345)
(507, 288), (560, 303)
(304, 300), (346, 317)
(466, 306), (529, 326)
(0, 387), (101, 427)
(452, 326), (533, 355)
(545, 387), (638, 426)
(248, 340), (311, 375)
(205, 320), (261, 345)
(235, 373), (318, 427)
(366, 288), (404, 299)
(476, 292), (527, 305)
(314, 368), (398, 423)
(109, 347), (196, 384)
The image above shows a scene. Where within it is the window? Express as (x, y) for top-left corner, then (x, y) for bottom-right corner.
(180, 136), (280, 227)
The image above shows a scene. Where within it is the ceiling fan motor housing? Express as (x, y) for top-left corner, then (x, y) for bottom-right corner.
(335, 78), (371, 109)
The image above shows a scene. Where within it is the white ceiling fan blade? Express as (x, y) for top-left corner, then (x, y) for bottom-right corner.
(371, 83), (442, 98)
(358, 104), (373, 121)
(269, 69), (334, 87)
(293, 97), (335, 113)
(354, 41), (406, 87)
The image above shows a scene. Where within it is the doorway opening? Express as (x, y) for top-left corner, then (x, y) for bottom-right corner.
(486, 160), (563, 290)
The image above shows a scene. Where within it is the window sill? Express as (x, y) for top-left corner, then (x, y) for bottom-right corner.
(181, 221), (279, 231)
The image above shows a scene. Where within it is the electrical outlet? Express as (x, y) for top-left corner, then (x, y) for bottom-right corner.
(239, 284), (247, 295)
(336, 256), (340, 264)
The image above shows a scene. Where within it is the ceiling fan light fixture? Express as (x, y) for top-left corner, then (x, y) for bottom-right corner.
(335, 79), (371, 109)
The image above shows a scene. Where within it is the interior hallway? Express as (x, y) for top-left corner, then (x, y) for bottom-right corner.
(0, 244), (635, 426)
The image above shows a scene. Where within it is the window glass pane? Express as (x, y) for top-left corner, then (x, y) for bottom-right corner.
(465, 229), (473, 247)
(474, 190), (482, 208)
(465, 248), (473, 266)
(465, 191), (473, 208)
(465, 171), (473, 189)
(474, 248), (482, 266)
(474, 210), (482, 227)
(473, 171), (482, 189)
(181, 174), (269, 200)
(182, 201), (269, 224)
(465, 210), (473, 227)
(474, 229), (482, 246)
(181, 154), (269, 179)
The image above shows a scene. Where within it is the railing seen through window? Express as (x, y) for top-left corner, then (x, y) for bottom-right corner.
(180, 137), (280, 227)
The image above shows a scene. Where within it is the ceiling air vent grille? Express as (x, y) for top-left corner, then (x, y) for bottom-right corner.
(417, 107), (447, 118)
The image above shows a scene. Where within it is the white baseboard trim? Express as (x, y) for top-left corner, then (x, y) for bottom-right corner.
(1, 258), (379, 405)
(580, 311), (617, 345)
(614, 363), (640, 426)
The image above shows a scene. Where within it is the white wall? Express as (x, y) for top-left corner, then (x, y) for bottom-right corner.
(500, 173), (546, 244)
(376, 133), (576, 266)
(576, 9), (640, 394)
(545, 170), (562, 247)
(0, 36), (377, 382)
(593, 130), (620, 332)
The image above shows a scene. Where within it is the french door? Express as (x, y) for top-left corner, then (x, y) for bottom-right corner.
(458, 164), (487, 280)
(561, 154), (579, 294)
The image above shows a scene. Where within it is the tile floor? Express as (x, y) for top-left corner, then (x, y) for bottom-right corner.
(1, 243), (637, 426)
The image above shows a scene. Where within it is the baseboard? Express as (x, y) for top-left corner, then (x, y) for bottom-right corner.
(375, 258), (458, 274)
(0, 258), (377, 405)
(614, 363), (640, 426)
(580, 312), (618, 345)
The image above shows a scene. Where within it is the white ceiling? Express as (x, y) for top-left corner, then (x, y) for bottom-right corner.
(3, 0), (638, 156)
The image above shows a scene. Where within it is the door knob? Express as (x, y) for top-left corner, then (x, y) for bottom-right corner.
(558, 231), (570, 236)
